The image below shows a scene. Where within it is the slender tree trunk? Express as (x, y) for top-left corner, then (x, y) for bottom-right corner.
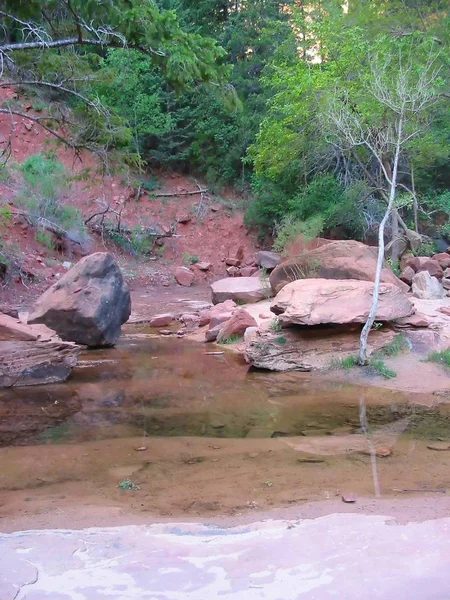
(391, 208), (400, 266)
(411, 162), (419, 233)
(358, 113), (404, 365)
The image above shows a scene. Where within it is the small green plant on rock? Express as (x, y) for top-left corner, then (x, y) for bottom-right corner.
(270, 316), (282, 332)
(218, 334), (241, 345)
(427, 349), (450, 369)
(117, 478), (140, 491)
(182, 251), (199, 265)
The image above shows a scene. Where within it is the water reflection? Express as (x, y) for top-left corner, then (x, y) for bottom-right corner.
(0, 338), (448, 449)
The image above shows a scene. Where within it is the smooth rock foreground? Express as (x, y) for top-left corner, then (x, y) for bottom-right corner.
(2, 515), (450, 599)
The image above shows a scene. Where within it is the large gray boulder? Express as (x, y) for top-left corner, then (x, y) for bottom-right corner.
(271, 279), (414, 326)
(255, 251), (281, 270)
(28, 253), (131, 346)
(210, 277), (272, 305)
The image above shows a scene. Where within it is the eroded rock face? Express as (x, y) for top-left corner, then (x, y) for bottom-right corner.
(269, 240), (407, 295)
(28, 253), (131, 347)
(271, 279), (414, 326)
(245, 327), (397, 371)
(210, 277), (271, 305)
(411, 271), (445, 300)
(0, 341), (79, 387)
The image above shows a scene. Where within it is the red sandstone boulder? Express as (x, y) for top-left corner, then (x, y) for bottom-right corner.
(216, 309), (257, 342)
(271, 278), (414, 326)
(421, 259), (444, 279)
(199, 300), (237, 327)
(269, 240), (407, 295)
(255, 251), (281, 270)
(240, 266), (259, 277)
(399, 266), (415, 286)
(149, 314), (174, 328)
(211, 277), (271, 304)
(432, 253), (450, 269)
(174, 266), (194, 286)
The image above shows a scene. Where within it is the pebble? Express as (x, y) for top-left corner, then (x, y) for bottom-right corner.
(248, 452), (260, 458)
(427, 442), (450, 451)
(134, 446), (147, 452)
(342, 492), (357, 503)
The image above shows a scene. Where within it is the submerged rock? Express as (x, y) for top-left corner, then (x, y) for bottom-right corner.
(28, 252), (131, 347)
(271, 279), (414, 327)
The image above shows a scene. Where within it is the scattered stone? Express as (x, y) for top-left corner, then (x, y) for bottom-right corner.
(235, 246), (245, 263)
(240, 266), (258, 277)
(441, 278), (450, 290)
(0, 305), (19, 319)
(438, 307), (450, 317)
(342, 492), (357, 503)
(217, 308), (257, 342)
(248, 453), (260, 458)
(179, 314), (200, 329)
(159, 329), (173, 335)
(405, 256), (421, 272)
(209, 312), (233, 329)
(134, 446), (147, 452)
(427, 442), (450, 451)
(269, 240), (407, 295)
(421, 259), (444, 279)
(271, 279), (414, 326)
(412, 271), (445, 300)
(205, 325), (221, 342)
(226, 266), (241, 277)
(200, 299), (237, 326)
(174, 266), (194, 287)
(28, 253), (131, 347)
(296, 458), (325, 464)
(177, 214), (191, 224)
(399, 266), (415, 286)
(62, 261), (72, 270)
(149, 313), (174, 328)
(255, 250), (282, 270)
(244, 326), (259, 342)
(359, 447), (392, 457)
(197, 262), (212, 271)
(432, 253), (450, 269)
(226, 257), (241, 267)
(211, 277), (272, 304)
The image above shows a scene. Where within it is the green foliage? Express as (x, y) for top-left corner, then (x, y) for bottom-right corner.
(273, 215), (324, 254)
(427, 349), (450, 369)
(16, 153), (85, 238)
(270, 317), (282, 332)
(368, 359), (397, 379)
(182, 252), (199, 265)
(218, 334), (242, 345)
(35, 230), (55, 250)
(107, 226), (153, 256)
(375, 334), (409, 358)
(330, 356), (359, 370)
(117, 478), (140, 491)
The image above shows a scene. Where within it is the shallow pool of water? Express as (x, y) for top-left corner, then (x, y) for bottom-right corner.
(1, 337), (450, 524)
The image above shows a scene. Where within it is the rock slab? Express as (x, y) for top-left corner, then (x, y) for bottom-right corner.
(269, 240), (407, 295)
(271, 279), (414, 326)
(28, 253), (131, 347)
(211, 277), (271, 305)
(412, 271), (445, 300)
(255, 250), (281, 269)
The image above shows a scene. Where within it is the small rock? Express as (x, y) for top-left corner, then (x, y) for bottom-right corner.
(427, 442), (450, 451)
(197, 262), (212, 271)
(134, 446), (147, 452)
(217, 308), (257, 342)
(226, 266), (241, 277)
(62, 261), (72, 270)
(177, 214), (191, 224)
(399, 266), (415, 286)
(205, 325), (221, 342)
(226, 257), (241, 267)
(240, 266), (258, 277)
(342, 492), (357, 503)
(149, 313), (174, 328)
(248, 452), (260, 458)
(174, 266), (194, 287)
(244, 326), (259, 342)
(255, 250), (281, 270)
(159, 329), (173, 335)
